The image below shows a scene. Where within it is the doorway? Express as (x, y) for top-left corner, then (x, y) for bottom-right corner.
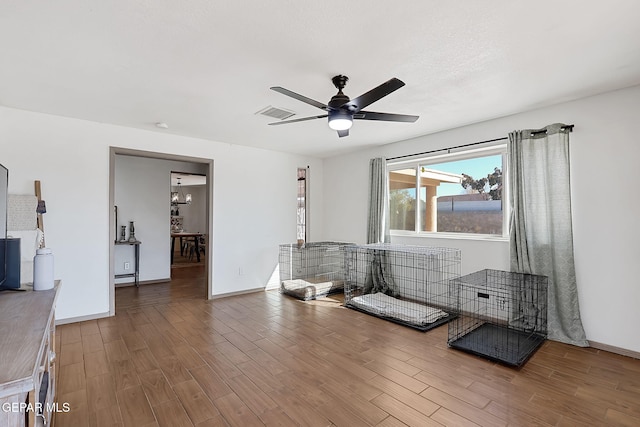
(109, 148), (213, 315)
(170, 171), (207, 275)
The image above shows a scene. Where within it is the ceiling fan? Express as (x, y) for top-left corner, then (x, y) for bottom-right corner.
(269, 75), (419, 137)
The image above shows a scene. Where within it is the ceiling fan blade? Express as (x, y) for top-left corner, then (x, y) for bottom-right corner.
(270, 87), (328, 110)
(268, 114), (328, 126)
(337, 129), (349, 138)
(343, 78), (406, 112)
(355, 111), (419, 122)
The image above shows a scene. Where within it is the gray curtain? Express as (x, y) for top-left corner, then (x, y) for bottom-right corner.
(509, 123), (588, 346)
(367, 157), (390, 244)
(363, 250), (400, 297)
(365, 158), (399, 296)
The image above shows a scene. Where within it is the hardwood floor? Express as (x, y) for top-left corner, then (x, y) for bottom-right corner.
(55, 268), (640, 426)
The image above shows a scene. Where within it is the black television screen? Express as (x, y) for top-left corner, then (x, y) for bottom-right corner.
(0, 163), (7, 288)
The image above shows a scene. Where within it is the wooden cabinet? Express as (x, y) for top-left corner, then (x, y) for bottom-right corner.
(0, 282), (60, 426)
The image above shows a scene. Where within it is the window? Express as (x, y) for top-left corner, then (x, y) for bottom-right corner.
(297, 167), (307, 244)
(388, 146), (507, 237)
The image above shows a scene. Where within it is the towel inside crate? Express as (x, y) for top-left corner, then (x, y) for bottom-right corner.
(281, 277), (344, 300)
(348, 292), (448, 326)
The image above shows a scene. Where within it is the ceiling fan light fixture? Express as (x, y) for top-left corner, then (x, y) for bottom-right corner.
(328, 111), (353, 131)
(328, 118), (353, 131)
(270, 76), (418, 137)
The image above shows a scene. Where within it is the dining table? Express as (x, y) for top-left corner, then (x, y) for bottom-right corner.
(171, 232), (204, 263)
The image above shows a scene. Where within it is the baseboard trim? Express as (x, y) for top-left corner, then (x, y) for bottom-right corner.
(56, 311), (111, 325)
(589, 340), (640, 359)
(210, 287), (264, 300)
(115, 278), (171, 288)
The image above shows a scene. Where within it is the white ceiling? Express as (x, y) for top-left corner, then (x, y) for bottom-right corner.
(1, 1), (640, 158)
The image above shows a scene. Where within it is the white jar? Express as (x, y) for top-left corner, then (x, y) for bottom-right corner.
(33, 248), (54, 291)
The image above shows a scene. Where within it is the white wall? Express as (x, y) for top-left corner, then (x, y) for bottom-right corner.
(0, 106), (323, 321)
(114, 156), (208, 283)
(322, 85), (640, 353)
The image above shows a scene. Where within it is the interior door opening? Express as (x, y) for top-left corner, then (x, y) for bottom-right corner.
(109, 148), (213, 315)
(170, 171), (207, 276)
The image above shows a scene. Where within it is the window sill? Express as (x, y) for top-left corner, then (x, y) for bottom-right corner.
(390, 230), (509, 243)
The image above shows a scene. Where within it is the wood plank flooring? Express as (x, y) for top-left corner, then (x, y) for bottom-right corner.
(55, 267), (640, 426)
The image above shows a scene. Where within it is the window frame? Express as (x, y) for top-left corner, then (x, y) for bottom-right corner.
(296, 167), (307, 244)
(387, 144), (509, 241)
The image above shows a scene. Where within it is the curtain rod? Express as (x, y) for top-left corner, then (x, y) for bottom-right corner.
(386, 124), (574, 162)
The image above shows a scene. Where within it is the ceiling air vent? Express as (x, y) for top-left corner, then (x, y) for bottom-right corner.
(256, 105), (296, 120)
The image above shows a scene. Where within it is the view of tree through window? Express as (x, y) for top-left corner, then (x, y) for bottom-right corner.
(389, 152), (504, 236)
(389, 168), (417, 231)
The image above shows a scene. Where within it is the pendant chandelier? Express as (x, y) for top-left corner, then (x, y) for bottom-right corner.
(171, 178), (192, 205)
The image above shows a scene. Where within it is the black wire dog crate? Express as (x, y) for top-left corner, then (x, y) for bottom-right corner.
(447, 269), (548, 367)
(344, 244), (461, 331)
(279, 242), (351, 300)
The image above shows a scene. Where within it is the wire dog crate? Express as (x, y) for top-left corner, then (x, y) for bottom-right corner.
(344, 244), (461, 331)
(447, 269), (548, 367)
(279, 242), (351, 300)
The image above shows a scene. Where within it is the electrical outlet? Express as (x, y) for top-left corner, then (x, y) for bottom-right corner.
(124, 262), (130, 270)
(238, 267), (244, 276)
